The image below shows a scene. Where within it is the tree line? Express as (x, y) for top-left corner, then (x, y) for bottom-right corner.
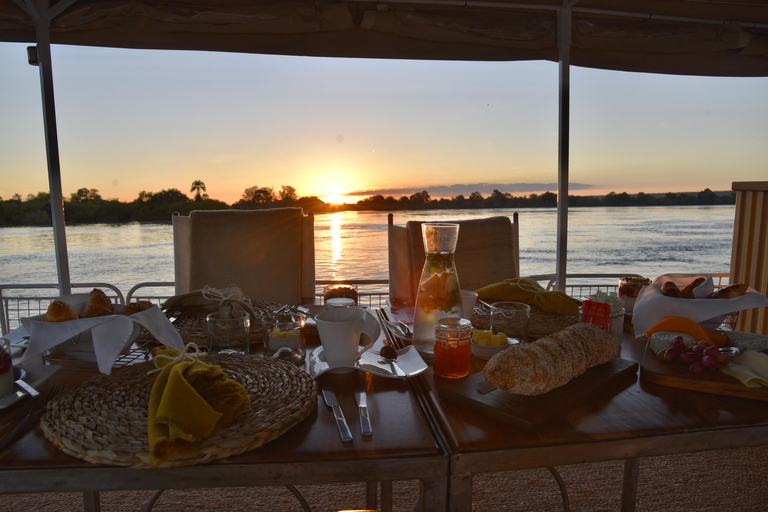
(0, 183), (735, 227)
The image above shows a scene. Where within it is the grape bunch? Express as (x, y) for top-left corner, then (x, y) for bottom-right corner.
(655, 335), (730, 375)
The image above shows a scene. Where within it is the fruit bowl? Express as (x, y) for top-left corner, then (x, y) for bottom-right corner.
(470, 330), (514, 360)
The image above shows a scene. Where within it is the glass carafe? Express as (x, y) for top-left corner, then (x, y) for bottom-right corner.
(412, 223), (463, 358)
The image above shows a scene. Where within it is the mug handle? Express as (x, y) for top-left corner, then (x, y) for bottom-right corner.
(358, 331), (375, 355)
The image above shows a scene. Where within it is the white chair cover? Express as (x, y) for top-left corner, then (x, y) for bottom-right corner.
(388, 214), (519, 304)
(173, 208), (315, 305)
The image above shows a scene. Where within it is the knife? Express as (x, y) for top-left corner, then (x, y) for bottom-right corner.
(353, 388), (373, 437)
(322, 389), (353, 443)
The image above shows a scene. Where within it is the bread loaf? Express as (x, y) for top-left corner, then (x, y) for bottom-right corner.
(483, 323), (619, 395)
(45, 300), (79, 322)
(82, 288), (113, 318)
(661, 281), (683, 298)
(708, 283), (748, 299)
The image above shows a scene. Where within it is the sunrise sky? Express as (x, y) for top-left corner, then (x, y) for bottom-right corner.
(1, 42), (767, 205)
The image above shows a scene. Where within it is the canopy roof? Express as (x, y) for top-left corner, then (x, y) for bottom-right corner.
(2, 0), (768, 76)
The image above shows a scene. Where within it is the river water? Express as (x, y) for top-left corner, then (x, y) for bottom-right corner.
(0, 206), (735, 298)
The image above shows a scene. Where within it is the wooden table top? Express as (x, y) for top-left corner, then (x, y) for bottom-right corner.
(417, 322), (768, 469)
(0, 344), (446, 491)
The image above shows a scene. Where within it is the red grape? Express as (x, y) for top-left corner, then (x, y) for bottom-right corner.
(703, 346), (720, 358)
(671, 337), (686, 352)
(689, 361), (705, 375)
(715, 353), (729, 366)
(656, 348), (676, 362)
(701, 355), (717, 368)
(679, 351), (699, 364)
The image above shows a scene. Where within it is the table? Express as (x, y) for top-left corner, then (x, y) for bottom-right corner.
(0, 341), (449, 512)
(411, 321), (768, 512)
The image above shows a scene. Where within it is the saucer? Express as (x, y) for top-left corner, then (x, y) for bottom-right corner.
(308, 345), (427, 379)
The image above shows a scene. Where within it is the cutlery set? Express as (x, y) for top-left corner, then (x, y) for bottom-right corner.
(0, 383), (63, 453)
(322, 385), (372, 442)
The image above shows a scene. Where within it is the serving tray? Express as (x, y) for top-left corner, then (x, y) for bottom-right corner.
(639, 344), (768, 401)
(438, 358), (638, 433)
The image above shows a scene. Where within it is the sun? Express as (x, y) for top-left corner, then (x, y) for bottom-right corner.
(321, 193), (349, 205)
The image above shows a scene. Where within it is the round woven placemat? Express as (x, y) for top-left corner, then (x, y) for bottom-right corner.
(41, 354), (317, 468)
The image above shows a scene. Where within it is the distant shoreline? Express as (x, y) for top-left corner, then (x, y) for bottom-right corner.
(0, 188), (734, 227)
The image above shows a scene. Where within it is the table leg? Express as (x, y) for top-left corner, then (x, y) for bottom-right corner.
(83, 490), (101, 512)
(381, 480), (393, 512)
(621, 457), (640, 512)
(448, 471), (472, 512)
(366, 481), (378, 510)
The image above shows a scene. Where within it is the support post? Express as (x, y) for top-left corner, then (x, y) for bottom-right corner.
(30, 1), (72, 295)
(555, 3), (573, 292)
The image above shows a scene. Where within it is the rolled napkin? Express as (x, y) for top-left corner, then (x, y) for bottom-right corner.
(476, 278), (581, 316)
(21, 304), (185, 374)
(148, 344), (250, 467)
(720, 350), (768, 388)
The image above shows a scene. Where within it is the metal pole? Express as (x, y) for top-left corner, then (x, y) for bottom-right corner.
(30, 1), (72, 295)
(555, 3), (573, 291)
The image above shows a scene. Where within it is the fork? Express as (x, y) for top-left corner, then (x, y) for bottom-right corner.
(0, 383), (64, 453)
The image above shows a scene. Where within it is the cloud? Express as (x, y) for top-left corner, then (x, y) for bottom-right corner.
(348, 183), (594, 198)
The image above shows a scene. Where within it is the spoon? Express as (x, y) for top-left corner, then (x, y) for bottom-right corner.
(379, 344), (406, 377)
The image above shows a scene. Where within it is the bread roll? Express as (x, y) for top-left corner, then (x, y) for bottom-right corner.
(661, 281), (683, 298)
(82, 288), (113, 318)
(681, 277), (706, 299)
(45, 300), (79, 322)
(119, 301), (153, 316)
(483, 323), (619, 396)
(709, 283), (748, 299)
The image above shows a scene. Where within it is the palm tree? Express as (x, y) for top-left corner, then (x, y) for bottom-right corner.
(190, 180), (206, 201)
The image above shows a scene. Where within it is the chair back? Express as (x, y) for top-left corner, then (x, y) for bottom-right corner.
(388, 213), (519, 304)
(173, 208), (315, 305)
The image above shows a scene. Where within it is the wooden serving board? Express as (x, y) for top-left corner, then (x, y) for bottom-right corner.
(640, 344), (768, 401)
(438, 358), (638, 433)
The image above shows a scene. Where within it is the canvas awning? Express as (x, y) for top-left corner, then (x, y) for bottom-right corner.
(3, 0), (767, 293)
(3, 1), (768, 76)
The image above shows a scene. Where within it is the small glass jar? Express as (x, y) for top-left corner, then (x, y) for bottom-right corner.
(618, 276), (651, 313)
(433, 317), (472, 379)
(579, 304), (626, 345)
(263, 313), (306, 365)
(323, 284), (359, 305)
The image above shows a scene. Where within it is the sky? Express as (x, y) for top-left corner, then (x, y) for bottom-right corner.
(1, 42), (767, 205)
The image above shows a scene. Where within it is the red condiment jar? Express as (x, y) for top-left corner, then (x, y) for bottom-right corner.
(433, 317), (472, 379)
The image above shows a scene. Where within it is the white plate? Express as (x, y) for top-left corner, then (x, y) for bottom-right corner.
(308, 345), (427, 379)
(0, 364), (61, 409)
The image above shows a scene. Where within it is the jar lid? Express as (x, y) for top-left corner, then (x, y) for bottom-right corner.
(325, 297), (356, 309)
(435, 317), (473, 337)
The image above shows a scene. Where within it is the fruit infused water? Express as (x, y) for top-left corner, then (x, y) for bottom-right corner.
(433, 318), (472, 379)
(413, 223), (463, 358)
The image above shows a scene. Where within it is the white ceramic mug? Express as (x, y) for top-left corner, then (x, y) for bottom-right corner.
(460, 290), (478, 319)
(315, 306), (374, 373)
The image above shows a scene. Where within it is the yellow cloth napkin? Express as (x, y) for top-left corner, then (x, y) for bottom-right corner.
(720, 350), (768, 388)
(148, 345), (250, 466)
(476, 278), (582, 316)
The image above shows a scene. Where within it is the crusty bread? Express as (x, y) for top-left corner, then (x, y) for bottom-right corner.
(45, 300), (79, 322)
(709, 283), (748, 299)
(82, 288), (113, 318)
(483, 323), (619, 395)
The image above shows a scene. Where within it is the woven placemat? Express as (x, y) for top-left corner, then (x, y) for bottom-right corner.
(170, 298), (282, 346)
(472, 304), (578, 341)
(41, 354), (317, 468)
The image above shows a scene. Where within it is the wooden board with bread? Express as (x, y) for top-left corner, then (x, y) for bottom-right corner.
(439, 322), (639, 432)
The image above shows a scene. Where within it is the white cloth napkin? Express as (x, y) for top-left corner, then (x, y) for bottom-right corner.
(19, 305), (184, 374)
(633, 273), (768, 335)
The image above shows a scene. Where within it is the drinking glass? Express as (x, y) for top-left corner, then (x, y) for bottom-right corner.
(490, 302), (530, 344)
(206, 311), (251, 355)
(0, 338), (14, 398)
(263, 314), (306, 365)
